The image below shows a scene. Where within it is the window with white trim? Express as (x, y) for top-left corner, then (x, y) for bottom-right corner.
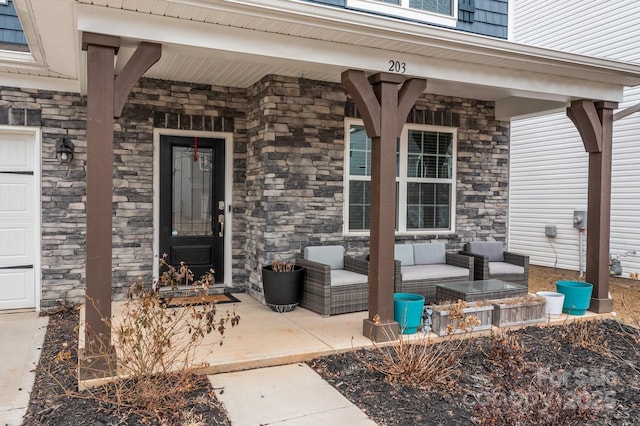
(347, 0), (458, 27)
(345, 119), (456, 234)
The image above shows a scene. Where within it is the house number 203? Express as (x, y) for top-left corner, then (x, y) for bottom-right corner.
(388, 60), (406, 74)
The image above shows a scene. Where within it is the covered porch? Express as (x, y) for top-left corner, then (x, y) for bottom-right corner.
(19, 0), (640, 363)
(79, 291), (608, 389)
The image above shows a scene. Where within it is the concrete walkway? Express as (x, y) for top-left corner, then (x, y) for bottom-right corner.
(0, 310), (48, 426)
(0, 296), (379, 426)
(210, 363), (377, 425)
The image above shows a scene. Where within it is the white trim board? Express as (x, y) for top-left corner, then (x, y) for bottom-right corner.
(152, 128), (234, 287)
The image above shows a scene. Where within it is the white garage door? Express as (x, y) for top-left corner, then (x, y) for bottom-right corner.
(0, 130), (38, 310)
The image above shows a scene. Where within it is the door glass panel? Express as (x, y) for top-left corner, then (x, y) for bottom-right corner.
(172, 146), (213, 236)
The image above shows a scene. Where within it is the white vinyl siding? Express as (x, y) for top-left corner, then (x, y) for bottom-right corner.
(509, 0), (640, 277)
(509, 114), (588, 270)
(512, 0), (640, 63)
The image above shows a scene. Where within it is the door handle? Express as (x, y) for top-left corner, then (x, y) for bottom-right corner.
(218, 214), (225, 237)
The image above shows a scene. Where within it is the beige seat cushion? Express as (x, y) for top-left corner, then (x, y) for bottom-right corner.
(489, 262), (524, 275)
(330, 269), (368, 286)
(304, 245), (345, 269)
(395, 244), (415, 266)
(468, 241), (504, 262)
(413, 242), (446, 265)
(401, 264), (469, 281)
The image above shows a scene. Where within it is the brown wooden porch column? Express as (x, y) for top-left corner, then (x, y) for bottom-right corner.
(82, 33), (120, 358)
(567, 100), (618, 313)
(342, 70), (426, 341)
(81, 33), (161, 369)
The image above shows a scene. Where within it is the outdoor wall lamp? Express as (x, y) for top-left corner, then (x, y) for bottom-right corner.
(55, 137), (74, 164)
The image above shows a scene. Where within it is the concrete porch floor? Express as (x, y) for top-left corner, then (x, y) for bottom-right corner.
(79, 292), (375, 389)
(189, 292), (376, 374)
(80, 292), (608, 384)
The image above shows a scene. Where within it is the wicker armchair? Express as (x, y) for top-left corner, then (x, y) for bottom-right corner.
(462, 241), (529, 288)
(394, 243), (474, 303)
(296, 245), (369, 316)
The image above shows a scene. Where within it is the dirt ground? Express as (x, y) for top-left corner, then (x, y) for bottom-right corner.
(528, 265), (640, 326)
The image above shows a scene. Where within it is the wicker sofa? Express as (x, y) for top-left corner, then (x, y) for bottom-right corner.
(394, 242), (474, 303)
(296, 245), (369, 316)
(461, 241), (529, 288)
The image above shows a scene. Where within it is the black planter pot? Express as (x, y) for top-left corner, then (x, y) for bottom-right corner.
(261, 265), (304, 312)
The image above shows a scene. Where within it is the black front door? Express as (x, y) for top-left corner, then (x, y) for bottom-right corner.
(160, 135), (225, 281)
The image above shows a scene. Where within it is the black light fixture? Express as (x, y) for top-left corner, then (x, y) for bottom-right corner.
(55, 137), (74, 164)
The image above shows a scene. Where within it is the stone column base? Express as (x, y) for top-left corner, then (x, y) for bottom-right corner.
(363, 319), (399, 342)
(78, 346), (117, 390)
(589, 297), (614, 314)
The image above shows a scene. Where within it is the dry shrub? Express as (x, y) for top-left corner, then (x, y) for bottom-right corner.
(619, 296), (640, 341)
(496, 293), (546, 306)
(474, 330), (603, 425)
(90, 372), (218, 424)
(269, 259), (295, 272)
(483, 329), (528, 376)
(81, 256), (240, 423)
(356, 302), (480, 390)
(608, 296), (640, 374)
(559, 319), (609, 357)
(441, 299), (482, 335)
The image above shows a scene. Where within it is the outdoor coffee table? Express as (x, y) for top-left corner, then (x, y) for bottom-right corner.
(435, 279), (528, 303)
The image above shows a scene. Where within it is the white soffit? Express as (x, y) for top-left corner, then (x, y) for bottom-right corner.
(91, 0), (640, 83)
(75, 4), (637, 103)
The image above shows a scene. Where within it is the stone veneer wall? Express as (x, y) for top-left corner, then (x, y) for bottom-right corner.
(345, 94), (510, 251)
(245, 75), (348, 297)
(243, 75), (509, 298)
(1, 79), (247, 307)
(1, 87), (88, 306)
(117, 79), (248, 295)
(1, 75), (509, 307)
(403, 96), (510, 247)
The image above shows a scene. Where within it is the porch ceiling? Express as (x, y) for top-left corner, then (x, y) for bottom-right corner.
(8, 0), (640, 119)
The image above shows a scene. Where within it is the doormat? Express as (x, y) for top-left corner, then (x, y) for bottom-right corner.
(163, 292), (241, 308)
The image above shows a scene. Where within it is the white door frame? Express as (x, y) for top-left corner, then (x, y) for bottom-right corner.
(152, 129), (233, 285)
(0, 125), (41, 311)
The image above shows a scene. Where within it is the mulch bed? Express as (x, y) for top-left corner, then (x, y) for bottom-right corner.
(310, 320), (640, 425)
(23, 307), (640, 425)
(22, 308), (231, 426)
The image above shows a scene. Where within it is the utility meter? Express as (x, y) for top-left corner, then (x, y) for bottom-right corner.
(545, 225), (557, 238)
(573, 210), (587, 230)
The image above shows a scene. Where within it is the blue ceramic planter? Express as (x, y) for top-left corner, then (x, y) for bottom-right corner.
(394, 293), (425, 334)
(556, 280), (593, 316)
